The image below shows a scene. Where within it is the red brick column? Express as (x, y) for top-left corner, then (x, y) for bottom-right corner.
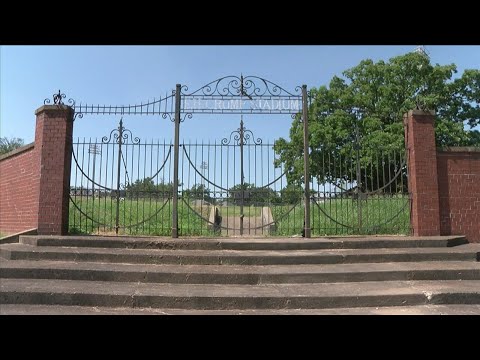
(404, 110), (440, 236)
(34, 105), (74, 235)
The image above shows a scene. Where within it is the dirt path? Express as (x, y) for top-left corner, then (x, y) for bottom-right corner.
(221, 216), (267, 236)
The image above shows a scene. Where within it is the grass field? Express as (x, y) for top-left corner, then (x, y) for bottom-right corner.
(69, 195), (410, 237)
(272, 195), (411, 236)
(69, 197), (212, 236)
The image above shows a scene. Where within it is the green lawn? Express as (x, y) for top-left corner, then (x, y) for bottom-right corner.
(69, 197), (213, 236)
(272, 195), (411, 236)
(69, 195), (410, 237)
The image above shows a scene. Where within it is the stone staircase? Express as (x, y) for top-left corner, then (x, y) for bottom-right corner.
(1, 235), (480, 314)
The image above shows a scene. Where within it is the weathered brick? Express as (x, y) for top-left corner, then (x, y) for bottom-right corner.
(0, 144), (38, 234)
(0, 105), (73, 236)
(404, 110), (441, 236)
(438, 150), (480, 242)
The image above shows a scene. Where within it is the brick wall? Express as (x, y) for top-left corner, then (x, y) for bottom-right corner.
(0, 144), (39, 234)
(0, 105), (73, 236)
(437, 148), (480, 242)
(405, 110), (480, 243)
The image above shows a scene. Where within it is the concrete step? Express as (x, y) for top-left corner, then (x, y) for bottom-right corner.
(2, 304), (480, 315)
(2, 243), (479, 265)
(2, 260), (480, 284)
(1, 279), (479, 310)
(19, 235), (468, 251)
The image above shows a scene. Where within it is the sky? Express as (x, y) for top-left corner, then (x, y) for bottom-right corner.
(1, 45), (479, 145)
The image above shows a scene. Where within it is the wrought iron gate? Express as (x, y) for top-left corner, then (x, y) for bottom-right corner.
(178, 120), (302, 236)
(66, 74), (410, 238)
(69, 119), (174, 235)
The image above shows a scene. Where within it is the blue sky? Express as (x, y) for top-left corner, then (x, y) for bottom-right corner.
(1, 45), (479, 145)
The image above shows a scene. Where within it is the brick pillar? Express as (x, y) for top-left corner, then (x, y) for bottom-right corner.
(404, 110), (440, 236)
(34, 105), (74, 235)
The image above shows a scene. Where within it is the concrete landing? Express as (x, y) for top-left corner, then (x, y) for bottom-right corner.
(18, 235), (469, 250)
(2, 304), (480, 315)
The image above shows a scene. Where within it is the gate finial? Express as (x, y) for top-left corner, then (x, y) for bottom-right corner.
(239, 73), (252, 99)
(240, 73), (244, 96)
(44, 90), (66, 105)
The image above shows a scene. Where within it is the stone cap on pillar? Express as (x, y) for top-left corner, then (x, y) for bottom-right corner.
(35, 104), (74, 116)
(403, 109), (436, 126)
(407, 109), (436, 116)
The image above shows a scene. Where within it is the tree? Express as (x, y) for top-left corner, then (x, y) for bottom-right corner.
(280, 184), (303, 205)
(0, 137), (24, 155)
(126, 178), (156, 193)
(124, 178), (173, 198)
(468, 130), (480, 146)
(156, 182), (175, 198)
(274, 52), (480, 189)
(228, 183), (280, 206)
(184, 184), (215, 204)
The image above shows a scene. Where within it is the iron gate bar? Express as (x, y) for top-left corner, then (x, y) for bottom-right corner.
(180, 197), (300, 232)
(70, 134), (410, 237)
(70, 196), (171, 230)
(309, 116), (410, 236)
(70, 76), (303, 118)
(180, 75), (302, 97)
(70, 119), (173, 235)
(71, 93), (176, 116)
(302, 85), (311, 238)
(312, 196), (410, 232)
(220, 117), (263, 236)
(65, 76), (308, 238)
(115, 119), (123, 234)
(172, 84), (181, 238)
(72, 148), (114, 191)
(354, 114), (363, 231)
(181, 146), (228, 192)
(179, 124), (299, 235)
(323, 156), (407, 195)
(99, 118), (142, 235)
